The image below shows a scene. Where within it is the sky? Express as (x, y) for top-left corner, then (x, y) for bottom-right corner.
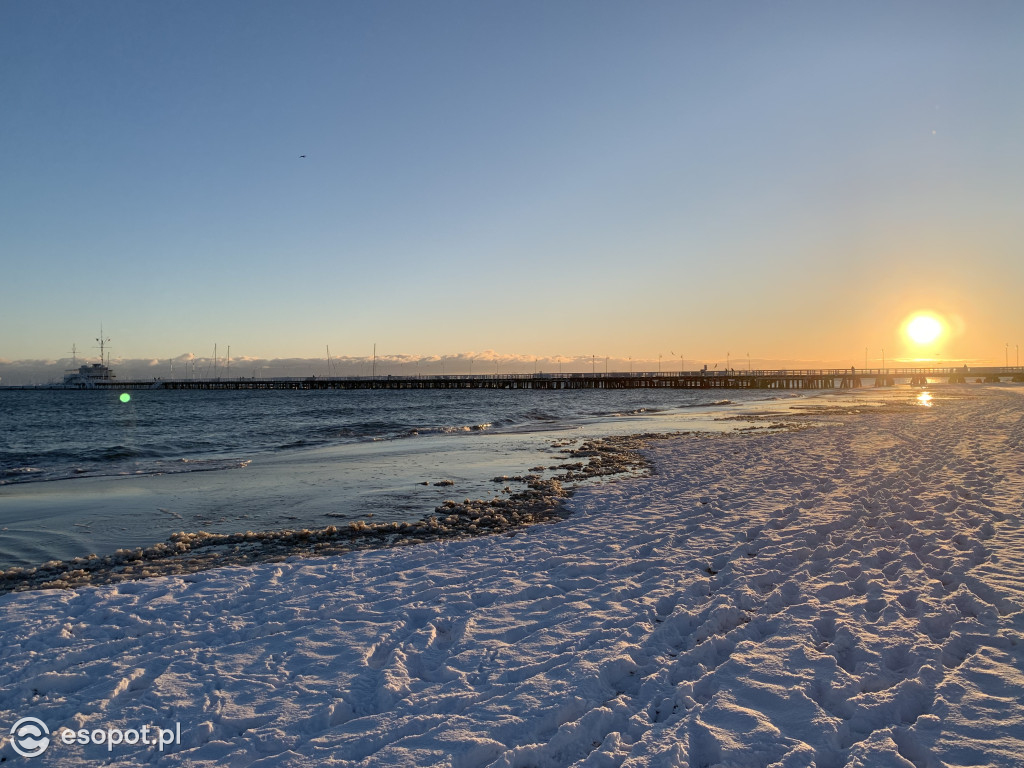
(2, 1), (1022, 373)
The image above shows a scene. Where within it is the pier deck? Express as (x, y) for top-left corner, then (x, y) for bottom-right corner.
(10, 367), (1023, 391)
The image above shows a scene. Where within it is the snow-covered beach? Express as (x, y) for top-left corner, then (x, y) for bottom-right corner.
(2, 386), (1023, 767)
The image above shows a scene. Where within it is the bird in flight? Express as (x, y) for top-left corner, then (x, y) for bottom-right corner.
(299, 154), (306, 158)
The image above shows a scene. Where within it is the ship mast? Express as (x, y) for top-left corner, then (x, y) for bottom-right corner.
(95, 326), (111, 367)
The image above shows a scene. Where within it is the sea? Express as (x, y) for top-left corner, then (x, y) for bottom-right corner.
(0, 387), (807, 569)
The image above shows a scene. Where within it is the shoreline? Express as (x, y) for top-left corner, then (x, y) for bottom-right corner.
(0, 389), (817, 575)
(0, 433), (657, 593)
(0, 386), (947, 593)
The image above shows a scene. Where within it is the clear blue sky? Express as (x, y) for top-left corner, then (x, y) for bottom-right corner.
(3, 1), (1022, 366)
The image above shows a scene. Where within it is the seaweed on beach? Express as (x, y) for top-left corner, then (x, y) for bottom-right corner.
(0, 434), (663, 594)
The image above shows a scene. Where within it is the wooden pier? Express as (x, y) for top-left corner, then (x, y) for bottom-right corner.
(14, 367), (1023, 391)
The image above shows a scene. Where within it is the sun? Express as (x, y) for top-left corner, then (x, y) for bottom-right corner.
(904, 312), (944, 345)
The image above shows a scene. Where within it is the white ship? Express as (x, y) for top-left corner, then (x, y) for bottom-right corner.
(62, 361), (116, 387)
(62, 331), (116, 388)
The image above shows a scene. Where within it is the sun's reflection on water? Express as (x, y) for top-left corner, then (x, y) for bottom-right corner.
(917, 391), (933, 407)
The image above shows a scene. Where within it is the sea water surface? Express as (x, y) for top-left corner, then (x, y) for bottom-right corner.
(0, 387), (806, 568)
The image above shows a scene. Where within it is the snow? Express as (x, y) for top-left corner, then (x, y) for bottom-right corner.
(2, 386), (1023, 766)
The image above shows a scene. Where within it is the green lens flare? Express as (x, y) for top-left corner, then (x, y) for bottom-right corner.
(119, 393), (131, 403)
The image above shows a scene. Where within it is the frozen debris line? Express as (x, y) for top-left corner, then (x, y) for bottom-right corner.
(0, 435), (664, 593)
